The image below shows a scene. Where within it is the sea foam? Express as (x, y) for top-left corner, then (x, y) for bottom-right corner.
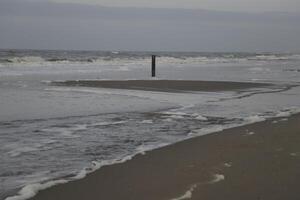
(5, 180), (68, 200)
(209, 174), (225, 184)
(170, 184), (198, 200)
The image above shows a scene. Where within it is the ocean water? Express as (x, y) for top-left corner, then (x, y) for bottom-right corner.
(1, 49), (300, 200)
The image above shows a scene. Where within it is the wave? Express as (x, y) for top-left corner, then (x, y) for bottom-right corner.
(4, 106), (300, 200)
(4, 152), (136, 200)
(1, 53), (300, 67)
(1, 56), (46, 64)
(248, 54), (300, 61)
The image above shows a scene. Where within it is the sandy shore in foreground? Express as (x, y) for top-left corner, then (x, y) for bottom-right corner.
(29, 113), (300, 200)
(52, 80), (269, 92)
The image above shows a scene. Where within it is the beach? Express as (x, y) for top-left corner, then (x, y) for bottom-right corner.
(1, 1), (300, 198)
(29, 112), (300, 200)
(2, 50), (300, 200)
(21, 80), (299, 200)
(53, 80), (269, 92)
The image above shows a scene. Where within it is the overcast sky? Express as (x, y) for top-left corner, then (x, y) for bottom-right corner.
(1, 0), (300, 52)
(50, 0), (300, 12)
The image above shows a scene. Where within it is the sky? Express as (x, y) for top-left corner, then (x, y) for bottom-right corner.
(50, 0), (300, 12)
(0, 0), (300, 52)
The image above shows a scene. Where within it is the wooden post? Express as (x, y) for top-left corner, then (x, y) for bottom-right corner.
(152, 55), (156, 77)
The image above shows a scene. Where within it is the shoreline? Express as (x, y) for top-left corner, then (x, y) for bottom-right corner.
(22, 113), (300, 200)
(5, 79), (298, 200)
(51, 80), (270, 92)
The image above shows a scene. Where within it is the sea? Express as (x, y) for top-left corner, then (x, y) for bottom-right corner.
(1, 49), (300, 200)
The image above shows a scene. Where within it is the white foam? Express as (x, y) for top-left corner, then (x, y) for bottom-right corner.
(5, 154), (136, 200)
(224, 163), (232, 167)
(246, 131), (255, 135)
(283, 107), (300, 115)
(139, 120), (153, 124)
(209, 174), (225, 184)
(250, 78), (265, 82)
(73, 161), (102, 179)
(10, 102), (294, 200)
(194, 115), (208, 121)
(189, 125), (224, 136)
(245, 130), (255, 135)
(170, 184), (197, 200)
(275, 111), (291, 117)
(272, 107), (300, 119)
(136, 142), (170, 155)
(250, 55), (300, 61)
(169, 115), (185, 119)
(162, 111), (189, 116)
(244, 115), (265, 123)
(91, 121), (127, 126)
(5, 180), (68, 200)
(74, 152), (142, 181)
(158, 56), (250, 66)
(6, 56), (46, 64)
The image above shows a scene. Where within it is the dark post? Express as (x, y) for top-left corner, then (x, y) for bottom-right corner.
(152, 55), (156, 77)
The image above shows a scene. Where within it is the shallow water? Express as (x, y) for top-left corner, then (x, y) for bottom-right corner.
(1, 50), (300, 200)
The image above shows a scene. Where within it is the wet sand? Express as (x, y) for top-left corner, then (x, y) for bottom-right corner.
(52, 80), (269, 92)
(30, 113), (300, 200)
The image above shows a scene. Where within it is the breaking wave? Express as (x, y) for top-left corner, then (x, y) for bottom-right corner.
(1, 51), (300, 68)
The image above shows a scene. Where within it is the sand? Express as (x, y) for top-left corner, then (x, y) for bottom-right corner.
(29, 113), (300, 200)
(52, 80), (269, 92)
(26, 80), (299, 200)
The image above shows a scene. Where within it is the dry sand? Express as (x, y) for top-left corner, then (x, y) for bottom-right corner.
(30, 113), (300, 200)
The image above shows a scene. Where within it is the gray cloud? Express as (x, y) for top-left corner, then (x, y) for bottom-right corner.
(1, 0), (300, 52)
(50, 0), (300, 12)
(1, 0), (299, 22)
